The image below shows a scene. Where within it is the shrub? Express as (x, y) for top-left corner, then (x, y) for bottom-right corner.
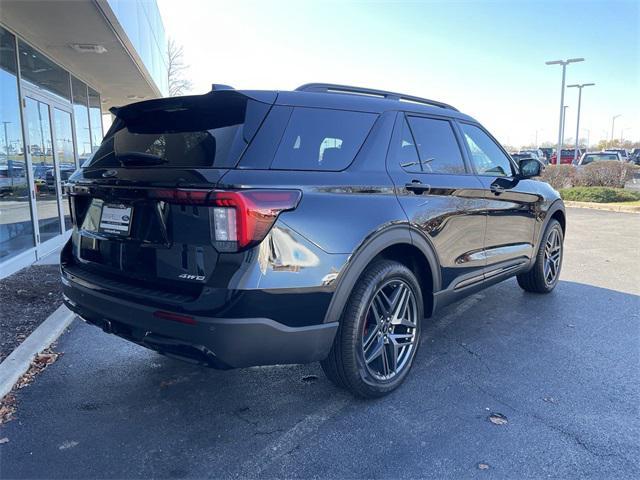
(539, 164), (576, 190)
(559, 187), (640, 203)
(539, 161), (633, 190)
(574, 162), (633, 188)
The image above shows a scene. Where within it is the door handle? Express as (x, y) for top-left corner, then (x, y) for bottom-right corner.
(405, 180), (431, 194)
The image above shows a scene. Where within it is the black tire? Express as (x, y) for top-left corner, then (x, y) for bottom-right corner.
(321, 259), (423, 398)
(517, 219), (564, 293)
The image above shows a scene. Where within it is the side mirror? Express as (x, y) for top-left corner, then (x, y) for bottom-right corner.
(518, 157), (543, 178)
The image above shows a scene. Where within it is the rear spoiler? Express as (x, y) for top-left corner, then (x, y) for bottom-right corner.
(110, 90), (276, 119)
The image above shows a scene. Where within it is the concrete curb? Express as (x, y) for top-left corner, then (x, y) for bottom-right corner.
(564, 201), (640, 213)
(0, 305), (75, 400)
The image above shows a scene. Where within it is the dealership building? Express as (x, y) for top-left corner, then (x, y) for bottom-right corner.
(0, 0), (168, 277)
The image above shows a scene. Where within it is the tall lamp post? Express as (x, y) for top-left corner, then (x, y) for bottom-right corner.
(567, 82), (595, 161)
(561, 105), (569, 148)
(611, 114), (621, 145)
(546, 58), (584, 164)
(582, 128), (590, 149)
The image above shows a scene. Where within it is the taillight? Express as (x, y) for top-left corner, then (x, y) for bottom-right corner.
(149, 189), (301, 252)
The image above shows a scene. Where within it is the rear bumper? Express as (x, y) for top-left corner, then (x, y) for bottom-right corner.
(62, 272), (338, 369)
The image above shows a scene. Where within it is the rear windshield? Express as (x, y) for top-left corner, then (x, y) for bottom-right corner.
(270, 107), (378, 171)
(583, 154), (618, 164)
(84, 91), (271, 169)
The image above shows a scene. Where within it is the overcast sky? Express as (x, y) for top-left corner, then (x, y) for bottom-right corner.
(157, 0), (639, 147)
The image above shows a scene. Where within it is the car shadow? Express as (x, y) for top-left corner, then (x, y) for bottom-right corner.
(2, 278), (639, 479)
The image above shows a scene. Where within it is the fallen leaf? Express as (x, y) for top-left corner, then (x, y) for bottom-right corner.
(488, 413), (508, 425)
(159, 375), (188, 388)
(301, 375), (318, 384)
(0, 437), (8, 444)
(58, 440), (79, 450)
(0, 395), (17, 425)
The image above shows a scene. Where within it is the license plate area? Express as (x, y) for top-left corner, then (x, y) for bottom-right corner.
(99, 204), (133, 236)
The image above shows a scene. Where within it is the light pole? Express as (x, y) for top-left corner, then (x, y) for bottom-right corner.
(561, 105), (569, 148)
(582, 128), (590, 149)
(611, 114), (621, 145)
(567, 82), (595, 161)
(546, 58), (584, 163)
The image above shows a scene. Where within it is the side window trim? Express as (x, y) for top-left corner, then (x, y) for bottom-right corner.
(456, 120), (518, 177)
(401, 114), (422, 171)
(402, 113), (472, 175)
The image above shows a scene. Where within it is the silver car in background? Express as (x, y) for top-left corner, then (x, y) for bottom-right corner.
(577, 151), (622, 166)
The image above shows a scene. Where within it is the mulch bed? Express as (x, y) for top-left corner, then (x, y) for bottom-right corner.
(0, 265), (63, 363)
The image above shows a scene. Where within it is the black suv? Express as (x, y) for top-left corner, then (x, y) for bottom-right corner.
(61, 84), (565, 398)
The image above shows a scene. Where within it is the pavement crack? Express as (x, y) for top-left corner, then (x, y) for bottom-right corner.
(467, 376), (518, 412)
(254, 428), (286, 436)
(527, 411), (623, 460)
(458, 342), (492, 373)
(468, 379), (630, 462)
(233, 396), (350, 477)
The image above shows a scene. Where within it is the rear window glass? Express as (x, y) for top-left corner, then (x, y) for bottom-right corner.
(270, 107), (377, 171)
(583, 154), (618, 164)
(405, 116), (466, 174)
(85, 91), (271, 169)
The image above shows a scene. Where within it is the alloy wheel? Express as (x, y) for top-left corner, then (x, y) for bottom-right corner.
(543, 228), (562, 286)
(361, 279), (419, 380)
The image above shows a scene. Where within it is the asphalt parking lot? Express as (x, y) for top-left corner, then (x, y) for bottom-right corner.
(1, 208), (638, 479)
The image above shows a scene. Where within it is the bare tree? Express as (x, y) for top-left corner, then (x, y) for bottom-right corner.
(167, 38), (192, 97)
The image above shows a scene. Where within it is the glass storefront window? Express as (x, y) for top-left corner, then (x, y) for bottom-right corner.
(24, 97), (61, 243)
(18, 40), (71, 102)
(88, 87), (103, 151)
(71, 76), (92, 162)
(0, 26), (34, 260)
(53, 108), (76, 230)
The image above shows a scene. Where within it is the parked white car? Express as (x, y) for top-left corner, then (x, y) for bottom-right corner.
(577, 152), (622, 166)
(604, 149), (629, 162)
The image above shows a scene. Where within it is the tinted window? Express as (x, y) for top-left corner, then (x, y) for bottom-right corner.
(460, 123), (514, 177)
(86, 92), (270, 169)
(271, 108), (377, 171)
(405, 116), (465, 174)
(397, 117), (420, 168)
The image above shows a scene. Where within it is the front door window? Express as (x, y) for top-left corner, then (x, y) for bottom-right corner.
(460, 123), (514, 177)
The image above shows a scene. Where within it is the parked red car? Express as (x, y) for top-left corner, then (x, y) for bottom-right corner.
(550, 149), (582, 165)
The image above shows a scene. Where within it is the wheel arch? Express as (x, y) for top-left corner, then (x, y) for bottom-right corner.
(550, 207), (566, 234)
(536, 200), (566, 252)
(323, 225), (441, 323)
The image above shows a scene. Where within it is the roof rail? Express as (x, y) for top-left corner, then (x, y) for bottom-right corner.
(211, 84), (234, 91)
(295, 83), (459, 111)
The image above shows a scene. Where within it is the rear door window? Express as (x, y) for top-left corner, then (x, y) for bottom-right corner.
(85, 91), (271, 169)
(270, 107), (377, 171)
(404, 116), (466, 174)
